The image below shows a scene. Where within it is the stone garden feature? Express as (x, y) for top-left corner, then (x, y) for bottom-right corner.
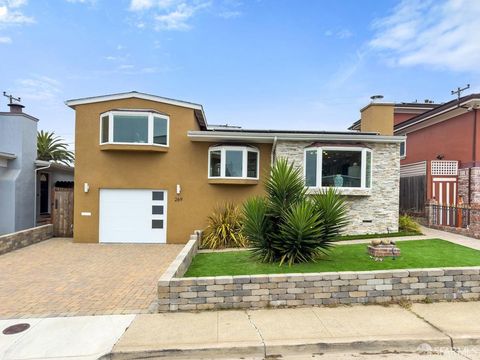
(368, 239), (401, 260)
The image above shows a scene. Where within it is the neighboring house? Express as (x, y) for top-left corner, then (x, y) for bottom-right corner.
(348, 94), (480, 214)
(66, 91), (403, 244)
(0, 99), (74, 235)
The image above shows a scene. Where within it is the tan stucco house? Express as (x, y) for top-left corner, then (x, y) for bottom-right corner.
(66, 91), (404, 244)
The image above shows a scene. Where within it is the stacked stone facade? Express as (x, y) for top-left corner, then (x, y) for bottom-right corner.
(0, 224), (53, 255)
(275, 141), (400, 235)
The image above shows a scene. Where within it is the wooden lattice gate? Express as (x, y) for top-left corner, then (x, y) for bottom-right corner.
(52, 187), (74, 237)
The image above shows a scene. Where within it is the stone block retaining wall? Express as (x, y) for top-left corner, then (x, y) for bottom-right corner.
(0, 224), (53, 255)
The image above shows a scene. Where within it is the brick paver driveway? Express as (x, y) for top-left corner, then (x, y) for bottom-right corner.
(0, 238), (182, 319)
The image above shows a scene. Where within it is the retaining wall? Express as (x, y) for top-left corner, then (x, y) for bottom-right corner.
(158, 235), (480, 312)
(0, 224), (53, 255)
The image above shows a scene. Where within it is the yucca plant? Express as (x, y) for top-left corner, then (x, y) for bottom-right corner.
(274, 201), (325, 266)
(242, 158), (348, 265)
(243, 196), (276, 262)
(201, 202), (248, 249)
(312, 188), (349, 243)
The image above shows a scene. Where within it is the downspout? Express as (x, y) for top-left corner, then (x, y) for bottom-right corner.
(34, 161), (51, 226)
(271, 136), (278, 165)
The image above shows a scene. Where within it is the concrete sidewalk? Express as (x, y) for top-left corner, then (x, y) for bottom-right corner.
(0, 315), (134, 360)
(1, 302), (479, 359)
(110, 302), (480, 359)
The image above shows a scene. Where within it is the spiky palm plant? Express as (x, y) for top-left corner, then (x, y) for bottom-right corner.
(312, 188), (349, 243)
(242, 158), (348, 265)
(201, 202), (248, 249)
(37, 130), (74, 166)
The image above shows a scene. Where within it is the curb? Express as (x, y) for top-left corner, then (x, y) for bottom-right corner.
(104, 336), (464, 359)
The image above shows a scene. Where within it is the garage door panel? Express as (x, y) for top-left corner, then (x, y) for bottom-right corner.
(99, 189), (167, 243)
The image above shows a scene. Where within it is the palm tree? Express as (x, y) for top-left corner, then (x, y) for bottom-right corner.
(37, 130), (74, 166)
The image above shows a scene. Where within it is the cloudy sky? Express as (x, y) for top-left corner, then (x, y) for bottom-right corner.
(1, 0), (480, 151)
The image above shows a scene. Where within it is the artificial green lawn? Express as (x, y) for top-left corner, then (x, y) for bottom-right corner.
(334, 231), (421, 241)
(184, 239), (480, 277)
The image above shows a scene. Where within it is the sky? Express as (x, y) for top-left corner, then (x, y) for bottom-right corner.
(1, 0), (480, 151)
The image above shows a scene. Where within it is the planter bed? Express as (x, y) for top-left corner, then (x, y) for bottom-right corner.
(185, 240), (480, 277)
(158, 239), (480, 312)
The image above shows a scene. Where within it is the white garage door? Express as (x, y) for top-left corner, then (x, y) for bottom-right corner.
(99, 189), (167, 243)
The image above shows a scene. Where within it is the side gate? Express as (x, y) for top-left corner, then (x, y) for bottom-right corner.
(52, 187), (74, 237)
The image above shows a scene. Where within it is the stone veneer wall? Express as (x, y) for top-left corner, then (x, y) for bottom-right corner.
(159, 266), (480, 312)
(0, 224), (53, 255)
(458, 167), (480, 205)
(275, 141), (400, 235)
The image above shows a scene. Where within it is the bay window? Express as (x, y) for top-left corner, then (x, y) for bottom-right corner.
(305, 147), (372, 189)
(100, 111), (169, 146)
(209, 145), (259, 179)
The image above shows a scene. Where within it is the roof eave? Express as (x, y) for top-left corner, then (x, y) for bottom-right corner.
(188, 130), (405, 143)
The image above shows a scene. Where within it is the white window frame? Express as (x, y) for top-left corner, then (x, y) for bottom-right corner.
(99, 110), (170, 147)
(304, 146), (373, 190)
(208, 145), (260, 180)
(400, 139), (406, 159)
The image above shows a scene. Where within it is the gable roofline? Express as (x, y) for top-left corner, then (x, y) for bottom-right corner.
(394, 93), (480, 133)
(65, 91), (208, 130)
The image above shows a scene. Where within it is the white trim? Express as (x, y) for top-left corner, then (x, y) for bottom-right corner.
(188, 131), (406, 144)
(432, 177), (457, 182)
(304, 146), (373, 191)
(66, 91), (203, 111)
(99, 110), (170, 147)
(208, 145), (260, 180)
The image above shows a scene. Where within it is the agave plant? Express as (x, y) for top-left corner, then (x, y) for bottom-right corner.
(201, 202), (248, 249)
(242, 158), (348, 265)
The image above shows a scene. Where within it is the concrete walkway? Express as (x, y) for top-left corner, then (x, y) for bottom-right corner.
(110, 302), (480, 359)
(337, 226), (480, 251)
(421, 226), (480, 251)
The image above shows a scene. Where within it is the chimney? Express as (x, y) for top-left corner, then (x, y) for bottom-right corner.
(3, 92), (24, 113)
(359, 95), (394, 136)
(8, 103), (24, 113)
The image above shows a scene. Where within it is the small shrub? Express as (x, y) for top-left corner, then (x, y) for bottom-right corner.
(399, 214), (421, 233)
(242, 158), (349, 265)
(201, 202), (247, 249)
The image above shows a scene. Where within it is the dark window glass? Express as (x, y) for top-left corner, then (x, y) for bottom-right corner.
(247, 151), (258, 178)
(305, 150), (317, 187)
(113, 114), (148, 143)
(210, 150), (221, 177)
(400, 141), (406, 157)
(366, 151), (372, 188)
(152, 191), (164, 201)
(152, 205), (164, 215)
(153, 117), (168, 145)
(225, 150), (243, 177)
(152, 219), (164, 229)
(322, 150), (362, 188)
(101, 116), (109, 143)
